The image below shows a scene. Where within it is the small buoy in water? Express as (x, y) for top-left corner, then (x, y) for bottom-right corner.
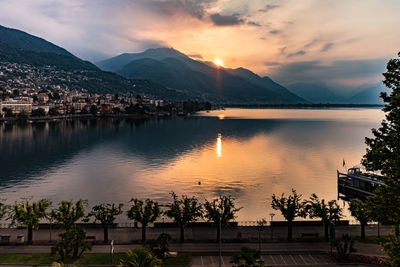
(198, 181), (201, 185)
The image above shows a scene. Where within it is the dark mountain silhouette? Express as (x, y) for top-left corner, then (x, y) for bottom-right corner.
(97, 48), (305, 104)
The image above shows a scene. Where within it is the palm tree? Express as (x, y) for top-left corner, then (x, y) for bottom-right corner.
(119, 246), (162, 267)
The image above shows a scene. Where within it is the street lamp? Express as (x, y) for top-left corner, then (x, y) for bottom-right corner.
(269, 213), (275, 240)
(218, 207), (222, 267)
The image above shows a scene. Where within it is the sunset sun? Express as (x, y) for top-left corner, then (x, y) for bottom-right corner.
(214, 59), (223, 67)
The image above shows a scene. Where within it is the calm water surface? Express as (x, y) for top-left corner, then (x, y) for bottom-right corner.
(0, 108), (384, 221)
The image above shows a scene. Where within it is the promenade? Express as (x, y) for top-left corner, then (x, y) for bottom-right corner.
(0, 224), (389, 260)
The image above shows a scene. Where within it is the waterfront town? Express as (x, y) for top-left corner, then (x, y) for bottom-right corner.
(0, 61), (210, 119)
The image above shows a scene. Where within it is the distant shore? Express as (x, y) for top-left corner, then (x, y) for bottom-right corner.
(224, 103), (383, 108)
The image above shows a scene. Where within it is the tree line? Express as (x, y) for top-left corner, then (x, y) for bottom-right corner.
(0, 191), (374, 244)
(0, 194), (242, 245)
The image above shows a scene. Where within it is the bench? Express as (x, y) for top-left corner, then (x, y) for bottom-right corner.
(301, 233), (319, 239)
(165, 251), (178, 258)
(86, 235), (96, 242)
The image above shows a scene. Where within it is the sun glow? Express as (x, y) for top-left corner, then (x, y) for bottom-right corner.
(214, 59), (223, 67)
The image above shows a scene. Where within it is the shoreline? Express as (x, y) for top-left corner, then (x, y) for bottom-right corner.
(0, 111), (195, 124)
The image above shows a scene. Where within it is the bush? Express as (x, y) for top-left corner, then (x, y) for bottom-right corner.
(146, 233), (172, 259)
(382, 235), (400, 266)
(334, 234), (356, 261)
(31, 108), (46, 117)
(51, 226), (92, 262)
(48, 108), (59, 116)
(231, 247), (262, 267)
(119, 246), (162, 267)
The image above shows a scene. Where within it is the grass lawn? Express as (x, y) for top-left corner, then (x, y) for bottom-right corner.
(0, 252), (191, 266)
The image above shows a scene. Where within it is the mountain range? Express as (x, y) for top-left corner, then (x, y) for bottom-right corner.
(96, 48), (305, 104)
(0, 24), (387, 104)
(287, 82), (389, 104)
(0, 25), (191, 101)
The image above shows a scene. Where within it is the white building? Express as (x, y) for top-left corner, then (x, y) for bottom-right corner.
(0, 99), (32, 114)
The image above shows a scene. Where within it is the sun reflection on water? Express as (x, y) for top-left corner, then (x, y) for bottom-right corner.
(216, 133), (222, 157)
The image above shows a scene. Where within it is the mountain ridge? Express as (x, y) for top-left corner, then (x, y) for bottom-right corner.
(0, 25), (192, 101)
(98, 48), (306, 104)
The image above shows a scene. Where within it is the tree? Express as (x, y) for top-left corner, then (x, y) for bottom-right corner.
(52, 92), (61, 100)
(90, 105), (98, 116)
(271, 189), (306, 241)
(48, 108), (59, 116)
(362, 52), (400, 236)
(305, 194), (343, 241)
(112, 107), (122, 115)
(52, 200), (86, 230)
(127, 199), (160, 243)
(87, 203), (123, 243)
(17, 110), (30, 122)
(31, 108), (46, 117)
(51, 226), (92, 262)
(348, 199), (372, 240)
(204, 195), (241, 242)
(119, 246), (162, 267)
(165, 192), (203, 242)
(2, 107), (13, 117)
(0, 200), (8, 221)
(10, 198), (52, 244)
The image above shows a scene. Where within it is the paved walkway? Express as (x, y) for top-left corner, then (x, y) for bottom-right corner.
(0, 241), (385, 257)
(0, 224), (393, 244)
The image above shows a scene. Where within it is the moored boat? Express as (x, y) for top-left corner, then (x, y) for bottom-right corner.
(337, 166), (386, 200)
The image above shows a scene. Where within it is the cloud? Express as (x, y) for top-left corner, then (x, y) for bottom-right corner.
(269, 29), (281, 35)
(269, 58), (388, 85)
(209, 13), (245, 26)
(188, 53), (203, 59)
(259, 4), (280, 13)
(140, 0), (217, 19)
(264, 61), (281, 66)
(321, 42), (334, 52)
(287, 50), (306, 57)
(304, 39), (319, 48)
(248, 21), (261, 27)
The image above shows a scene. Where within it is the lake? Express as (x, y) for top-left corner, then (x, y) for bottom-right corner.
(0, 108), (384, 222)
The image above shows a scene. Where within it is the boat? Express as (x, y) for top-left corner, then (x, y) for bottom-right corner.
(337, 166), (386, 200)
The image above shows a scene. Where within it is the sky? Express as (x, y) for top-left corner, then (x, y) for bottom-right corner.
(0, 0), (399, 87)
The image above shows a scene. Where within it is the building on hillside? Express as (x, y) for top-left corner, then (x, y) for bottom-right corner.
(32, 105), (50, 113)
(72, 102), (87, 111)
(0, 99), (32, 114)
